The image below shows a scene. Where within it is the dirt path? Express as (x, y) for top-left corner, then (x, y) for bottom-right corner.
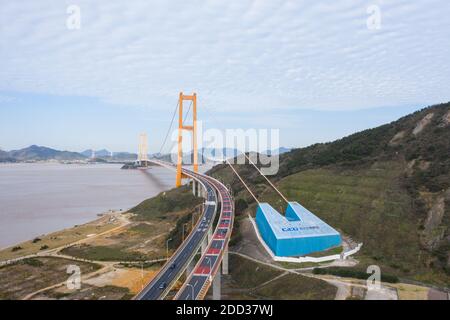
(230, 251), (300, 274)
(1, 213), (132, 267)
(229, 251), (402, 300)
(5, 213), (136, 300)
(22, 265), (114, 300)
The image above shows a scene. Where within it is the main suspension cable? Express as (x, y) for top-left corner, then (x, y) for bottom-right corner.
(225, 158), (260, 204)
(242, 153), (289, 203)
(201, 104), (289, 204)
(158, 100), (179, 155)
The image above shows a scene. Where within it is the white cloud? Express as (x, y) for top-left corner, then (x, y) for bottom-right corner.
(0, 0), (449, 112)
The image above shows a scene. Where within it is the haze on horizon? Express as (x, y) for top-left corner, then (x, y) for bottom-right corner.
(1, 0), (449, 153)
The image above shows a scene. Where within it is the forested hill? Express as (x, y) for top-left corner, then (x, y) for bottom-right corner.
(278, 102), (449, 192)
(208, 102), (450, 286)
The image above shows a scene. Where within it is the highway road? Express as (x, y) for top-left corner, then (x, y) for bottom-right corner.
(134, 160), (234, 300)
(175, 176), (234, 300)
(135, 166), (219, 300)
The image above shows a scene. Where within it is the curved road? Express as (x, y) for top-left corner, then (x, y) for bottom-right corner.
(135, 161), (233, 300)
(175, 175), (234, 300)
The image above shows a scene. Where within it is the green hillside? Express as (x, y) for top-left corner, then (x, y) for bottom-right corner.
(129, 185), (202, 221)
(6, 145), (86, 161)
(208, 103), (450, 286)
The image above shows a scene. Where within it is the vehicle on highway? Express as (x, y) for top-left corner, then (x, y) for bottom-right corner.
(159, 282), (167, 290)
(169, 263), (176, 270)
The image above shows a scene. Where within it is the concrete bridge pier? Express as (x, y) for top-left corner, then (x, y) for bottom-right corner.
(212, 265), (221, 300)
(222, 244), (229, 275)
(192, 180), (203, 198)
(198, 182), (203, 198)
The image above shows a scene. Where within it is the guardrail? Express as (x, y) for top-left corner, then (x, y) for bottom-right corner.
(174, 174), (234, 300)
(134, 161), (219, 300)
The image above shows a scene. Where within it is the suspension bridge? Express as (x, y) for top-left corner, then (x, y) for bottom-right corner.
(134, 92), (290, 300)
(134, 93), (234, 300)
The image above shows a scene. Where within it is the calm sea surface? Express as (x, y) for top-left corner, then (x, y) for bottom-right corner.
(0, 163), (176, 249)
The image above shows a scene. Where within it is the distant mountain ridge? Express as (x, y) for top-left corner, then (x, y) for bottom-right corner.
(4, 145), (86, 161)
(0, 148), (15, 162)
(0, 146), (140, 162)
(152, 147), (291, 164)
(262, 147), (292, 155)
(0, 144), (293, 163)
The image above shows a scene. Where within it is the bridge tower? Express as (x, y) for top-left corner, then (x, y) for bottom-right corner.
(176, 92), (198, 187)
(138, 133), (149, 166)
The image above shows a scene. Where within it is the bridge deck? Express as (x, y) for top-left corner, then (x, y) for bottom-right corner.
(175, 175), (234, 300)
(134, 161), (220, 300)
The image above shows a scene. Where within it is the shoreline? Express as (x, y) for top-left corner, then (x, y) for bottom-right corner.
(0, 209), (133, 262)
(0, 209), (120, 252)
(0, 162), (213, 258)
(0, 162), (177, 249)
(0, 206), (131, 252)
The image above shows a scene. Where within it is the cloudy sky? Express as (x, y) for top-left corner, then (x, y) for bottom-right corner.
(0, 0), (449, 153)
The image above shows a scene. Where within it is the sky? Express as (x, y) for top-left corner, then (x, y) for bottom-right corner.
(0, 0), (449, 153)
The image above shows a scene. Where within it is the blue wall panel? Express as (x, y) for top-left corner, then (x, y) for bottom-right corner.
(256, 202), (342, 257)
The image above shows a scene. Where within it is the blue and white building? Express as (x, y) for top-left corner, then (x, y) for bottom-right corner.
(256, 202), (341, 257)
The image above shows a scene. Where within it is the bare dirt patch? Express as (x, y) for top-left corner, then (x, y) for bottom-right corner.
(84, 267), (157, 295)
(231, 217), (272, 263)
(389, 130), (406, 146)
(394, 283), (429, 300)
(412, 113), (434, 135)
(36, 284), (132, 300)
(441, 110), (450, 126)
(61, 221), (175, 261)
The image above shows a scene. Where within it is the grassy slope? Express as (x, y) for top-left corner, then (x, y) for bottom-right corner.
(226, 254), (336, 300)
(130, 185), (204, 251)
(0, 257), (101, 300)
(61, 244), (148, 261)
(43, 284), (132, 300)
(130, 185), (202, 221)
(209, 103), (450, 286)
(260, 162), (421, 271)
(228, 254), (283, 289)
(61, 185), (203, 261)
(0, 215), (121, 261)
(254, 273), (336, 300)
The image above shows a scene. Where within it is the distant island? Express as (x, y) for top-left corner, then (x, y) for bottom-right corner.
(0, 145), (292, 164)
(0, 145), (138, 163)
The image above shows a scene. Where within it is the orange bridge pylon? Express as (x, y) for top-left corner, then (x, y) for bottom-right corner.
(176, 92), (198, 187)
